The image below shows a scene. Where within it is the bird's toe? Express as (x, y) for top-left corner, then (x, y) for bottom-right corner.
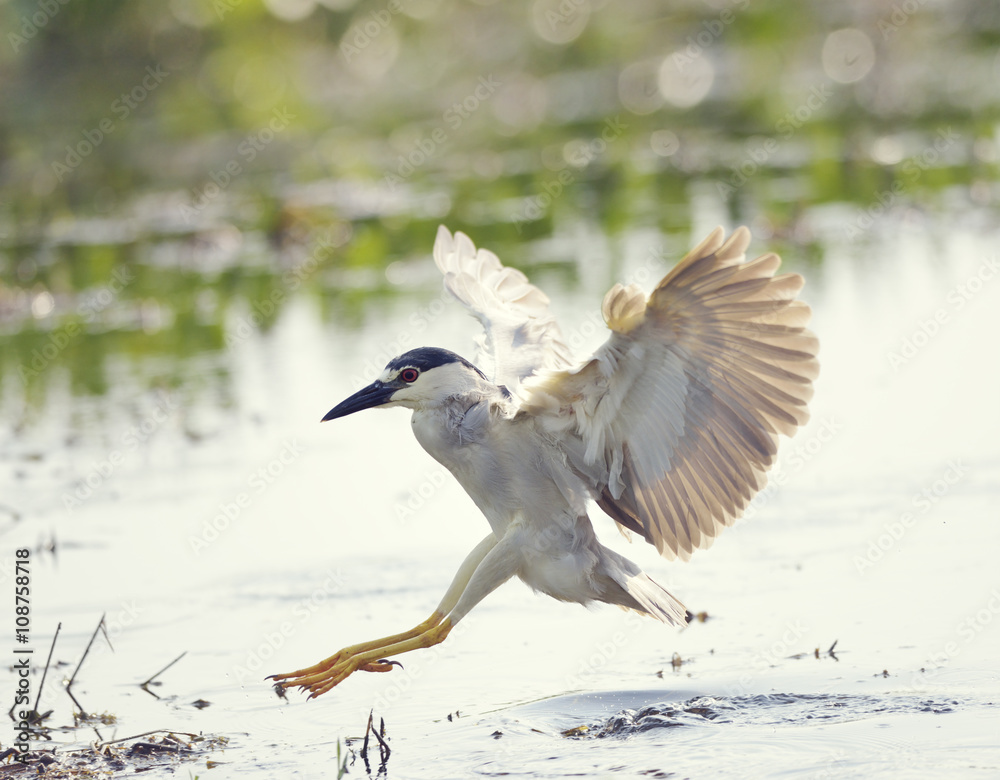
(360, 659), (403, 673)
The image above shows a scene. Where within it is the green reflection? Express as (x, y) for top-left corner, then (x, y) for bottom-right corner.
(0, 1), (995, 413)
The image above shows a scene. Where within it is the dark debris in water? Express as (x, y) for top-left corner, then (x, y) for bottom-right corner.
(563, 699), (726, 737)
(356, 709), (391, 776)
(655, 652), (690, 678)
(790, 639), (840, 662)
(0, 733), (228, 778)
(2, 615), (227, 778)
(563, 693), (966, 739)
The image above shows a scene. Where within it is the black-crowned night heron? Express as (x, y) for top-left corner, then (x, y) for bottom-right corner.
(269, 226), (818, 698)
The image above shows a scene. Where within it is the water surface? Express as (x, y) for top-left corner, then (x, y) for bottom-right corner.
(2, 1), (999, 777)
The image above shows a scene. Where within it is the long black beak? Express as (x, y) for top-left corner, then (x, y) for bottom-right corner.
(322, 381), (396, 422)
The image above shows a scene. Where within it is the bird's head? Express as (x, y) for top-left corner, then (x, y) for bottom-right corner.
(322, 347), (488, 421)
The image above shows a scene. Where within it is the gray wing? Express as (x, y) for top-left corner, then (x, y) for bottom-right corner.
(519, 227), (819, 561)
(433, 225), (572, 393)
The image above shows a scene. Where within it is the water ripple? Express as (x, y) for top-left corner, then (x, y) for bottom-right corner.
(562, 692), (965, 738)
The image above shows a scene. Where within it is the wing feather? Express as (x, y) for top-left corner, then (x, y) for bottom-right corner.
(521, 226), (818, 560)
(433, 226), (571, 393)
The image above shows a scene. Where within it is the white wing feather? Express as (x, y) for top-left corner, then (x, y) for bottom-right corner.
(433, 226), (572, 393)
(519, 227), (819, 561)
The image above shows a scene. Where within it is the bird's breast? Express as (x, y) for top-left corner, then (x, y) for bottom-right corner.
(409, 404), (485, 467)
(409, 405), (509, 518)
(410, 406), (590, 539)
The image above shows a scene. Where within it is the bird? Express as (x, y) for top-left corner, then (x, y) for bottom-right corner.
(269, 225), (818, 699)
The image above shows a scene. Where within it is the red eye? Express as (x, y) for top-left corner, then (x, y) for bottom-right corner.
(400, 368), (419, 383)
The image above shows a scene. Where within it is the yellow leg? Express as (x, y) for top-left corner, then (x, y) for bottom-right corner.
(267, 610), (445, 685)
(268, 534), (498, 697)
(278, 618), (455, 699)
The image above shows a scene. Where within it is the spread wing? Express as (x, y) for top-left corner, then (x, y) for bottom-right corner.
(433, 225), (572, 393)
(519, 227), (819, 561)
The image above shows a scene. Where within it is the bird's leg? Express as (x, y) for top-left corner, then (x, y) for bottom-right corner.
(271, 529), (521, 699)
(268, 612), (443, 684)
(269, 533), (498, 695)
(285, 618), (457, 698)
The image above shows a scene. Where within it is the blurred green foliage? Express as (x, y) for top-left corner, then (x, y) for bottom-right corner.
(0, 0), (997, 412)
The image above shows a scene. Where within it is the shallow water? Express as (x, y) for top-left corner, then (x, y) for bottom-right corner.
(3, 4), (1000, 773)
(3, 209), (999, 777)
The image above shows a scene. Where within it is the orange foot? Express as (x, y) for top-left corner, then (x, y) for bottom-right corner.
(269, 654), (400, 699)
(267, 614), (452, 699)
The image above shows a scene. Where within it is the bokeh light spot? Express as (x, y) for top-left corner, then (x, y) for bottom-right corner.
(263, 0), (317, 22)
(531, 0), (590, 45)
(31, 291), (55, 319)
(822, 28), (875, 84)
(650, 129), (680, 157)
(658, 52), (714, 108)
(618, 59), (666, 115)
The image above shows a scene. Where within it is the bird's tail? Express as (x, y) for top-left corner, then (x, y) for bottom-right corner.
(597, 546), (691, 627)
(617, 571), (691, 627)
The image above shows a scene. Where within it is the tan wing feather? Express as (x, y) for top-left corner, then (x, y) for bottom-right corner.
(521, 226), (818, 561)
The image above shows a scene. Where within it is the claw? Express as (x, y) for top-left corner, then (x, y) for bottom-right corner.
(361, 659), (403, 673)
(268, 657), (390, 697)
(268, 616), (452, 699)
